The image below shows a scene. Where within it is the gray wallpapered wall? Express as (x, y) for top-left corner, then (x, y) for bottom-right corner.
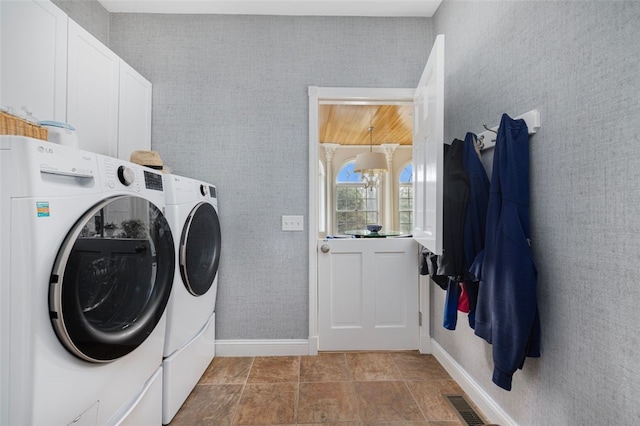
(433, 1), (640, 424)
(108, 13), (433, 340)
(54, 1), (640, 423)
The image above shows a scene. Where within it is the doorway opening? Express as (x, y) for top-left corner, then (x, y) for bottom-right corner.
(308, 35), (445, 355)
(308, 87), (417, 353)
(317, 102), (413, 238)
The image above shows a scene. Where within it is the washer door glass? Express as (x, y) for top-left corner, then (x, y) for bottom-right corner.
(180, 202), (221, 296)
(49, 196), (175, 363)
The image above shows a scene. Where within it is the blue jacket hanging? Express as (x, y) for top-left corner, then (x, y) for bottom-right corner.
(461, 132), (490, 329)
(462, 132), (490, 284)
(471, 114), (541, 391)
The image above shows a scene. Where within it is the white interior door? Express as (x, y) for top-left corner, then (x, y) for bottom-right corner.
(317, 238), (419, 351)
(310, 35), (444, 353)
(412, 34), (444, 255)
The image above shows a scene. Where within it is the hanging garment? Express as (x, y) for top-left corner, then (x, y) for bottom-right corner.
(419, 247), (447, 290)
(457, 283), (470, 313)
(442, 279), (472, 330)
(421, 139), (469, 293)
(443, 278), (460, 330)
(440, 139), (469, 330)
(438, 139), (469, 278)
(462, 132), (490, 329)
(443, 133), (489, 330)
(463, 280), (478, 328)
(471, 114), (541, 391)
(463, 132), (490, 280)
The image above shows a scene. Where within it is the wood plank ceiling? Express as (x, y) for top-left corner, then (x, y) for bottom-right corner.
(319, 104), (413, 146)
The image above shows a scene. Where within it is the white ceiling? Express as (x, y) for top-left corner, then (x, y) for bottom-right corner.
(98, 0), (442, 17)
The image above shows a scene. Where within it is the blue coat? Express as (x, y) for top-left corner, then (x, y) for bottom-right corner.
(471, 114), (541, 391)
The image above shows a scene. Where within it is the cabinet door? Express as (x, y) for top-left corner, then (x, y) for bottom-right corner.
(118, 61), (152, 161)
(412, 34), (444, 255)
(0, 0), (67, 121)
(67, 18), (119, 157)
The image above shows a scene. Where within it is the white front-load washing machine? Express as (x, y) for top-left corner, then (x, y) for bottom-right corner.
(0, 136), (175, 426)
(161, 174), (221, 424)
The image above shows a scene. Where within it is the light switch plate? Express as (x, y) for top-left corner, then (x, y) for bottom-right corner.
(282, 215), (304, 231)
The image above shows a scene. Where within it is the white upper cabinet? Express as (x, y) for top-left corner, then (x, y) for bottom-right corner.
(412, 34), (444, 255)
(67, 18), (120, 157)
(0, 0), (67, 122)
(118, 61), (152, 161)
(1, 1), (152, 158)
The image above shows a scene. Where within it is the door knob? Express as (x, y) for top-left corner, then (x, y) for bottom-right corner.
(320, 244), (330, 253)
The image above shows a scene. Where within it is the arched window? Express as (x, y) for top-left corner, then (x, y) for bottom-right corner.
(398, 163), (413, 235)
(335, 160), (378, 234)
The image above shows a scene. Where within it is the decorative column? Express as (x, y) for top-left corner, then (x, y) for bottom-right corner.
(321, 143), (340, 236)
(381, 144), (399, 231)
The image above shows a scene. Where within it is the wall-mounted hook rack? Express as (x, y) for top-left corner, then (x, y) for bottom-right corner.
(476, 109), (541, 151)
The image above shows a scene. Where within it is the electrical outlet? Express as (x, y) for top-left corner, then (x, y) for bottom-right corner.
(282, 215), (304, 231)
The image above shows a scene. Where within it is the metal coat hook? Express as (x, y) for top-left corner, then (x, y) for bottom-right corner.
(482, 123), (498, 134)
(476, 110), (540, 151)
(473, 134), (485, 157)
(477, 132), (496, 148)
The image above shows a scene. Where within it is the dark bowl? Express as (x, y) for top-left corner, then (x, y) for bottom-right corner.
(366, 224), (382, 233)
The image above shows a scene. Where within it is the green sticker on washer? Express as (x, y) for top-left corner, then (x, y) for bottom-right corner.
(36, 202), (50, 217)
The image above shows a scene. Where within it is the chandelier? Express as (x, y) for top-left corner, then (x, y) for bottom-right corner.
(353, 125), (388, 189)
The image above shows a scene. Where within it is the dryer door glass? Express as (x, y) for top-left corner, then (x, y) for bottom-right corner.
(180, 202), (221, 296)
(49, 195), (175, 363)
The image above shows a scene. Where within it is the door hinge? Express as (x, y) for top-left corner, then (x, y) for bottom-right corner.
(419, 311), (423, 327)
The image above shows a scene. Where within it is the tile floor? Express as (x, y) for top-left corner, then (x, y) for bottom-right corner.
(169, 351), (487, 425)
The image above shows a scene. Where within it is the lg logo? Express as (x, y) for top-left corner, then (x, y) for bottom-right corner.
(37, 146), (54, 154)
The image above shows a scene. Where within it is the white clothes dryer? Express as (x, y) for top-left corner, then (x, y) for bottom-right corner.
(161, 174), (221, 424)
(0, 136), (175, 426)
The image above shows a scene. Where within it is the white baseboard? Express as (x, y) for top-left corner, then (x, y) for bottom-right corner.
(214, 339), (312, 357)
(431, 339), (517, 426)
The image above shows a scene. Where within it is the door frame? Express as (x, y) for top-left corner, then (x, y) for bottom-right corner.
(308, 86), (416, 354)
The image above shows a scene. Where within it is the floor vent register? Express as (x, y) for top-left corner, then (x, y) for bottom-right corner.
(444, 394), (489, 426)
